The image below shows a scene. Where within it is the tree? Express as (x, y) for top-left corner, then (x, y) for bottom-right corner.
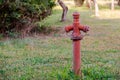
(74, 0), (99, 17)
(94, 0), (99, 17)
(111, 0), (114, 10)
(58, 0), (68, 22)
(86, 0), (94, 9)
(74, 0), (85, 6)
(118, 0), (120, 6)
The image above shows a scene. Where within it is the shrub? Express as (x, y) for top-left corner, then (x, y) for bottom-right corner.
(0, 0), (55, 37)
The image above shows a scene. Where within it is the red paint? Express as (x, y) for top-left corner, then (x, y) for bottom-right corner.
(65, 12), (89, 75)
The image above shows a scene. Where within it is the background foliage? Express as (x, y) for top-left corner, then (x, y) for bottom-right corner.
(0, 0), (55, 37)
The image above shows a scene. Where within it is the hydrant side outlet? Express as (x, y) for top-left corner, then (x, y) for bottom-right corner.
(65, 25), (73, 32)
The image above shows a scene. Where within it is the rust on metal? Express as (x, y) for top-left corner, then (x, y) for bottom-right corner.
(65, 12), (89, 75)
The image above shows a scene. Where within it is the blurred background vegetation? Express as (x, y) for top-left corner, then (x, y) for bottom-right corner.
(0, 0), (55, 38)
(0, 0), (120, 38)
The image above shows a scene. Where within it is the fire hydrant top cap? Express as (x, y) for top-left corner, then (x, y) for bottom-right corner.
(73, 12), (80, 16)
(73, 12), (80, 19)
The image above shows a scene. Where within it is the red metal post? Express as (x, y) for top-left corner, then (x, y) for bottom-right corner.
(65, 12), (89, 75)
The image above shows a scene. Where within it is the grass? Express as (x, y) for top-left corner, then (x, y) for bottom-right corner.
(0, 5), (120, 80)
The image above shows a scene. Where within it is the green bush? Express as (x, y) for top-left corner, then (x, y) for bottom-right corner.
(0, 0), (55, 37)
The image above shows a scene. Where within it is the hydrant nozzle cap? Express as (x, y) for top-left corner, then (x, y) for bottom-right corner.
(73, 12), (80, 19)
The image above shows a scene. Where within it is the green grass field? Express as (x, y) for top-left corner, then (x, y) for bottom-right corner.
(0, 5), (120, 80)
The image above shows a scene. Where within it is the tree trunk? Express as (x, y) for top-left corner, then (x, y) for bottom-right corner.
(118, 0), (120, 6)
(111, 0), (114, 10)
(58, 0), (68, 22)
(74, 0), (85, 6)
(86, 0), (92, 9)
(94, 0), (99, 17)
(3, 0), (9, 3)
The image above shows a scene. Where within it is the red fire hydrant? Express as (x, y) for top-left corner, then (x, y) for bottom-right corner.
(65, 12), (89, 75)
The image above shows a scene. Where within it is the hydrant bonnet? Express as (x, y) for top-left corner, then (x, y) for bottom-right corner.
(73, 12), (80, 19)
